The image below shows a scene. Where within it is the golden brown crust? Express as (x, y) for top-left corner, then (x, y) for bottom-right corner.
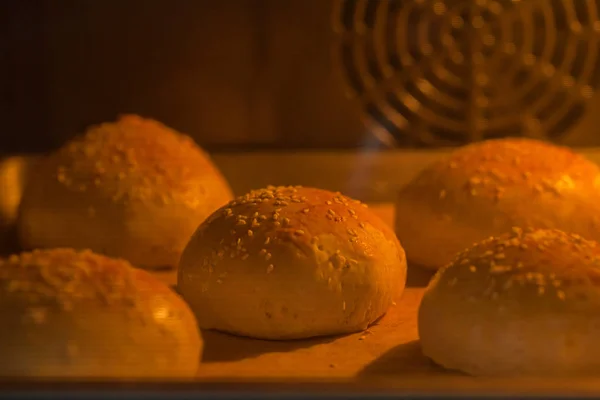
(419, 228), (600, 376)
(17, 115), (233, 269)
(0, 248), (202, 378)
(178, 186), (407, 340)
(395, 138), (600, 270)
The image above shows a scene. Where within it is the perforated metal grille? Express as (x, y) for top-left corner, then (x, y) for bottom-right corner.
(333, 0), (600, 147)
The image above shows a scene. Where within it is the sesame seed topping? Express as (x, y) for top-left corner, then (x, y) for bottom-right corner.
(0, 249), (149, 308)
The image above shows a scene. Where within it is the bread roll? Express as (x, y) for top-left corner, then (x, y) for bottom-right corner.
(419, 227), (600, 376)
(0, 248), (202, 378)
(17, 115), (233, 269)
(395, 138), (600, 270)
(178, 186), (407, 340)
(0, 156), (38, 255)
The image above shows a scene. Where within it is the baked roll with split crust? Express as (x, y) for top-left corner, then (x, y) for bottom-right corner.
(178, 186), (407, 340)
(17, 115), (233, 269)
(395, 138), (600, 270)
(0, 248), (202, 378)
(419, 228), (600, 376)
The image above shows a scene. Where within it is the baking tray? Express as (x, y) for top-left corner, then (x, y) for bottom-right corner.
(3, 149), (600, 398)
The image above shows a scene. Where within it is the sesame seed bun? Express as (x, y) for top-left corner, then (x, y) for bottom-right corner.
(17, 115), (234, 269)
(0, 248), (202, 378)
(395, 138), (600, 270)
(178, 186), (407, 340)
(418, 227), (600, 376)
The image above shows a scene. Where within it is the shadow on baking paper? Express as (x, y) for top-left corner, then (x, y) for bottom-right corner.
(357, 340), (455, 377)
(200, 330), (340, 363)
(406, 264), (436, 288)
(0, 225), (20, 258)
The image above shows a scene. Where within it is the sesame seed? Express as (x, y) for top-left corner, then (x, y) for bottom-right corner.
(267, 264), (274, 273)
(295, 230), (305, 235)
(264, 237), (271, 245)
(247, 230), (254, 237)
(469, 265), (477, 272)
(265, 253), (272, 261)
(302, 208), (310, 213)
